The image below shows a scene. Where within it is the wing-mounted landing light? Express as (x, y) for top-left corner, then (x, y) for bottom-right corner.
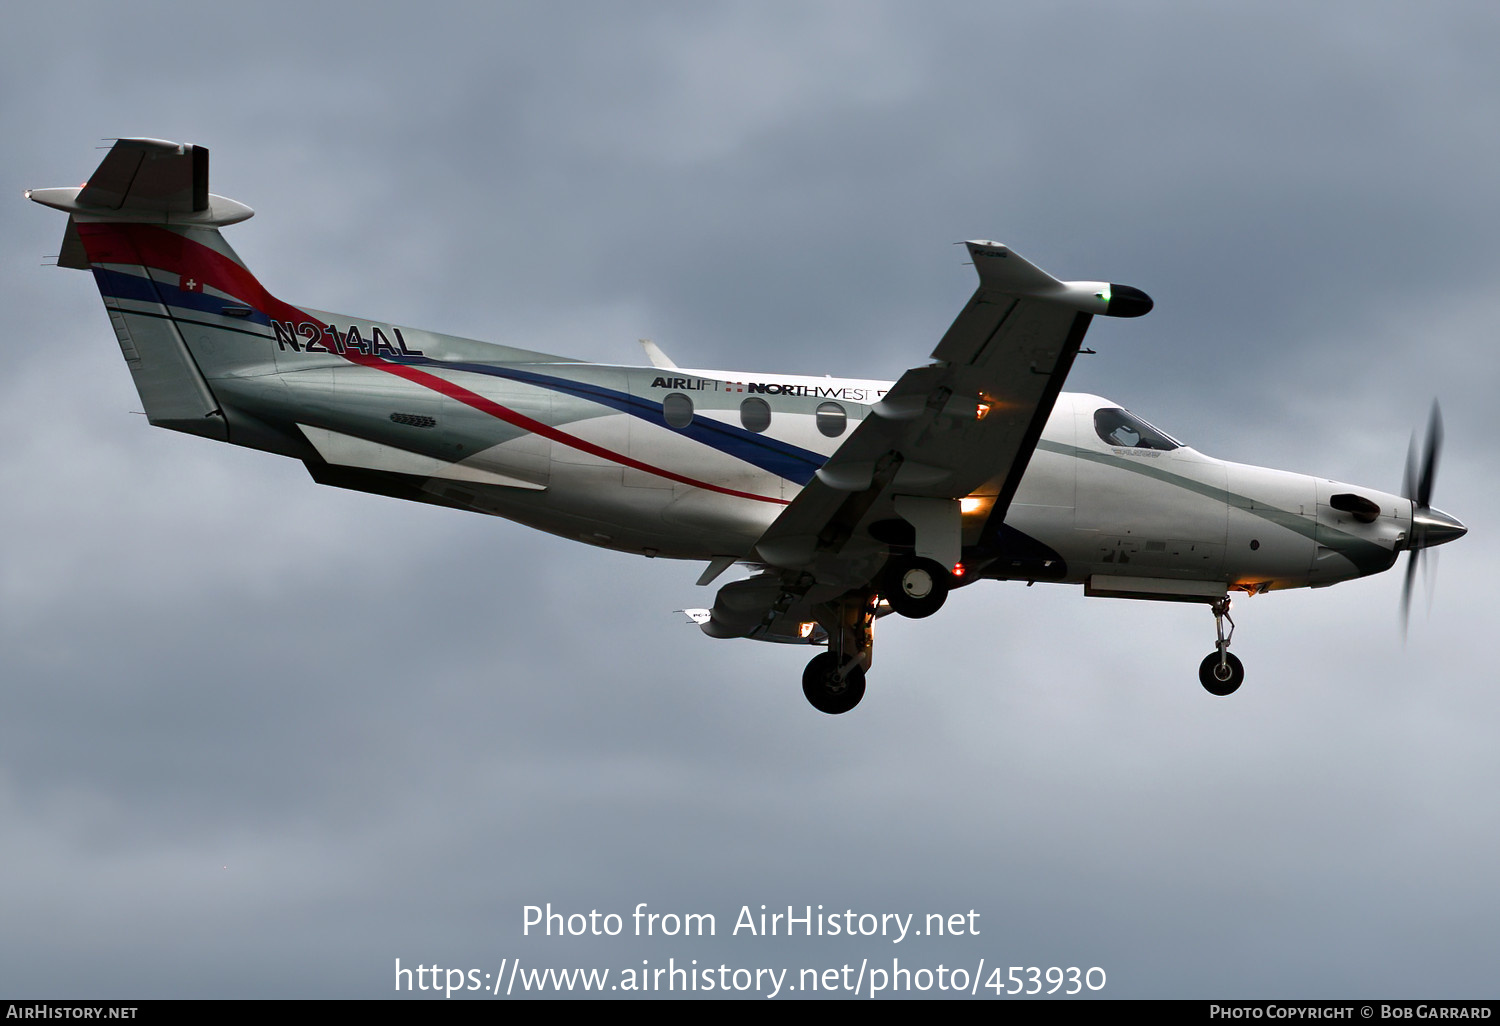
(1400, 401), (1466, 633)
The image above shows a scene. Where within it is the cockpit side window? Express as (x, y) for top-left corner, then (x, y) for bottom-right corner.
(1093, 407), (1181, 451)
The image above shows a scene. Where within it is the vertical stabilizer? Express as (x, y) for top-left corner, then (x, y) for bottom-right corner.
(29, 139), (263, 442)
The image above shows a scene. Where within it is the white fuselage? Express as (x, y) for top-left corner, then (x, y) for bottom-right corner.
(308, 357), (1407, 595)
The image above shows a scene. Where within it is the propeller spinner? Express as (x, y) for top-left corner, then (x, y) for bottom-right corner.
(1401, 402), (1466, 631)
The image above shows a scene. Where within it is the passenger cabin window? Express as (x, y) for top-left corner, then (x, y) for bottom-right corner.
(1093, 408), (1180, 451)
(740, 397), (771, 433)
(815, 402), (847, 438)
(662, 392), (694, 429)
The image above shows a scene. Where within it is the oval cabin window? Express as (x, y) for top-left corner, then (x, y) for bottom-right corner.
(740, 397), (771, 433)
(661, 392), (694, 428)
(816, 402), (847, 438)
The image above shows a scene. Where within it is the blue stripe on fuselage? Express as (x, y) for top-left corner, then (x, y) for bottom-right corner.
(396, 357), (827, 485)
(91, 273), (826, 485)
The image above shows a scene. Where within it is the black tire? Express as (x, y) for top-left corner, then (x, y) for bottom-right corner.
(882, 557), (950, 619)
(1198, 651), (1245, 696)
(802, 652), (866, 714)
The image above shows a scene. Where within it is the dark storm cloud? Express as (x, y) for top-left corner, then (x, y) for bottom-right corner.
(2, 0), (1496, 999)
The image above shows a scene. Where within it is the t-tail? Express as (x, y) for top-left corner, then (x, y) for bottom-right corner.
(28, 138), (321, 457)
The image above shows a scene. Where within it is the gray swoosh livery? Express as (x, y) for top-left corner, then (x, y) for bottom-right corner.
(28, 139), (1467, 713)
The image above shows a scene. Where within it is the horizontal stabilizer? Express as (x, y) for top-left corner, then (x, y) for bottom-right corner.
(27, 138), (253, 227)
(81, 138), (206, 213)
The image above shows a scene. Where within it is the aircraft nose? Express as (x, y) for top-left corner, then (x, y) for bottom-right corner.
(1411, 506), (1467, 549)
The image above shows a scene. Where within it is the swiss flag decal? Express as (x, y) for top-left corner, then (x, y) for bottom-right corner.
(178, 275), (204, 292)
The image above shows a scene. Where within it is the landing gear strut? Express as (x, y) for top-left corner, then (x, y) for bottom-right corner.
(801, 593), (875, 714)
(1198, 597), (1244, 696)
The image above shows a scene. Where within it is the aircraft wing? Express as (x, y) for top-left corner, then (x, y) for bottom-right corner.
(703, 241), (1151, 640)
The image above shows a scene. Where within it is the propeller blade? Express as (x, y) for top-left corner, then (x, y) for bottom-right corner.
(1403, 433), (1418, 503)
(1418, 401), (1443, 509)
(1401, 550), (1419, 636)
(1398, 400), (1456, 635)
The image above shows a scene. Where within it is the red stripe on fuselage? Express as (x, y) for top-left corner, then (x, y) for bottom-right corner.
(78, 223), (790, 506)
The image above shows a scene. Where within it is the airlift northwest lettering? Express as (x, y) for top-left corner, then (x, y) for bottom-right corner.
(649, 376), (886, 403)
(271, 320), (425, 357)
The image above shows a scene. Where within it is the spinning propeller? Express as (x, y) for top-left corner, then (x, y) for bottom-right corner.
(1400, 402), (1466, 631)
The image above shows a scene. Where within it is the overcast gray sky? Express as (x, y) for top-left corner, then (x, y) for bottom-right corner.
(3, 1), (1497, 999)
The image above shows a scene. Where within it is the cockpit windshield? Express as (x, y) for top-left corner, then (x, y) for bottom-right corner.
(1093, 407), (1182, 451)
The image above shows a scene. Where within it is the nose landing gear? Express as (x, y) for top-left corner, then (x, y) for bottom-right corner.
(1198, 598), (1244, 696)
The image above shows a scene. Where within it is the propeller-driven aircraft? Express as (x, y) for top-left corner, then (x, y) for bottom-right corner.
(28, 139), (1467, 713)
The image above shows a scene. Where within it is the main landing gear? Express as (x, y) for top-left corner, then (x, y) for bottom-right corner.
(880, 556), (951, 619)
(1198, 597), (1245, 696)
(802, 653), (865, 715)
(801, 593), (876, 715)
(799, 558), (958, 713)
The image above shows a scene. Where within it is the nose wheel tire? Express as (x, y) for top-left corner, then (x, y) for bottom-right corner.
(1198, 652), (1245, 697)
(881, 557), (951, 619)
(802, 652), (866, 714)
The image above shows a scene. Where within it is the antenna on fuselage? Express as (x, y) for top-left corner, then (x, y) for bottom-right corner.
(639, 338), (678, 369)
